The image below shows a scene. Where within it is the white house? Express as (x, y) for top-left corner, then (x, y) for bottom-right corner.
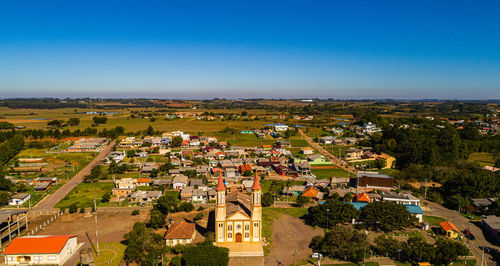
(9, 193), (31, 206)
(172, 174), (188, 190)
(274, 124), (289, 132)
(3, 235), (80, 265)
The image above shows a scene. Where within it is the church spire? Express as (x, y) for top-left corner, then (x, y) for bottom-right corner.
(216, 172), (225, 191)
(251, 172), (261, 191)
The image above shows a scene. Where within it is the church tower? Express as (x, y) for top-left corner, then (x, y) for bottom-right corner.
(215, 172), (226, 243)
(251, 173), (262, 243)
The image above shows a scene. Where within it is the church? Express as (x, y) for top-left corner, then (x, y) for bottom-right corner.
(214, 172), (264, 256)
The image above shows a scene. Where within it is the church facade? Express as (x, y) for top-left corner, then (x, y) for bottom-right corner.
(214, 173), (264, 256)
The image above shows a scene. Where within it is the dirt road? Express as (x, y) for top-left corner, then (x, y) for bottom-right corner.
(423, 199), (497, 266)
(34, 142), (115, 210)
(298, 129), (357, 175)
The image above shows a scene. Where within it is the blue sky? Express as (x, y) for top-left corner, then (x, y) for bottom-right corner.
(0, 0), (499, 99)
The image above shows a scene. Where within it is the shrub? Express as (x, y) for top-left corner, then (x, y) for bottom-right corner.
(131, 210), (140, 216)
(169, 256), (182, 266)
(80, 207), (85, 213)
(69, 203), (78, 213)
(194, 213), (203, 221)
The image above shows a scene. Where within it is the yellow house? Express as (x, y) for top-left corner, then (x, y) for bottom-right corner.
(440, 221), (460, 239)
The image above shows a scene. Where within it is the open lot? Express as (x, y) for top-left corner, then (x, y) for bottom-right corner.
(56, 182), (115, 208)
(468, 152), (496, 167)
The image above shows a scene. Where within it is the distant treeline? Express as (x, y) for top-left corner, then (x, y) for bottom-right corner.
(0, 135), (24, 167)
(20, 126), (125, 139)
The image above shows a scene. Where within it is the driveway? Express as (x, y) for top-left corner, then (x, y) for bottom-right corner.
(423, 199), (497, 265)
(34, 142), (115, 210)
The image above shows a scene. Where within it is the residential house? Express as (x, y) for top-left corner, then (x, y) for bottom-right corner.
(172, 175), (188, 190)
(300, 147), (314, 155)
(238, 164), (253, 174)
(3, 235), (79, 265)
(180, 186), (194, 201)
(208, 189), (217, 202)
(306, 154), (331, 165)
(112, 178), (137, 197)
(294, 162), (312, 175)
(34, 183), (50, 191)
(164, 221), (196, 246)
(152, 179), (172, 187)
(301, 186), (323, 200)
(130, 191), (162, 204)
(137, 178), (151, 187)
(192, 189), (207, 203)
(9, 193), (31, 206)
(440, 221), (460, 239)
(282, 185), (306, 196)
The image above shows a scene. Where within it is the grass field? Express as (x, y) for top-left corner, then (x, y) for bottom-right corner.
(423, 215), (446, 226)
(311, 168), (350, 178)
(468, 152), (496, 167)
(56, 182), (114, 208)
(92, 242), (126, 266)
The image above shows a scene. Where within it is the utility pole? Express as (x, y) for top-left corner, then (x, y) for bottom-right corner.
(363, 245), (367, 266)
(94, 199), (100, 255)
(480, 246), (484, 266)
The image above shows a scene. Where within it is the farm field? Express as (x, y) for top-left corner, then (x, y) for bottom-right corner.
(468, 152), (496, 167)
(311, 168), (350, 178)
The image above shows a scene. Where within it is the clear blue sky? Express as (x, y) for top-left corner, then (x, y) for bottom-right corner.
(1, 0), (499, 99)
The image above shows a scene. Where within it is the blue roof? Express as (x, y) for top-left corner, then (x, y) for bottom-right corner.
(404, 205), (424, 214)
(346, 202), (423, 214)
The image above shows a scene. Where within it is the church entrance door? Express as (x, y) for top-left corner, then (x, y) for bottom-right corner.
(235, 233), (242, 243)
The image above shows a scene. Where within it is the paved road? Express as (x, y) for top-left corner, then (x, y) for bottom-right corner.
(34, 142), (115, 210)
(423, 198), (497, 265)
(298, 129), (358, 175)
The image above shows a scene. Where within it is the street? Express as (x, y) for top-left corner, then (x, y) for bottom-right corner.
(33, 142), (116, 210)
(423, 198), (498, 266)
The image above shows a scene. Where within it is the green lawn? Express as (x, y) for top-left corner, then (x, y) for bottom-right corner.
(423, 215), (446, 226)
(468, 152), (496, 167)
(56, 182), (114, 208)
(92, 242), (126, 266)
(312, 168), (350, 178)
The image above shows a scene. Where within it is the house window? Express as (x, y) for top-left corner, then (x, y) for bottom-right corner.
(228, 224), (232, 231)
(236, 224), (241, 229)
(245, 233), (249, 238)
(228, 233), (232, 238)
(245, 224), (249, 230)
(7, 257), (13, 261)
(218, 223), (223, 228)
(48, 256), (56, 260)
(254, 222), (258, 227)
(34, 256), (42, 261)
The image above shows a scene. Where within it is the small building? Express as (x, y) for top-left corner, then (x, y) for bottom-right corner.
(152, 179), (172, 187)
(282, 185), (306, 196)
(355, 193), (370, 203)
(481, 215), (500, 242)
(356, 171), (394, 191)
(301, 186), (322, 200)
(382, 193), (420, 206)
(440, 221), (460, 239)
(112, 188), (132, 197)
(164, 221), (196, 246)
(114, 178), (137, 189)
(130, 191), (162, 204)
(192, 189), (207, 203)
(137, 178), (151, 187)
(34, 182), (50, 191)
(300, 147), (314, 155)
(3, 235), (79, 265)
(172, 175), (188, 190)
(9, 193), (31, 206)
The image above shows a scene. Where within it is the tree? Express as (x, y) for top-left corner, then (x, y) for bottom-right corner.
(126, 150), (136, 158)
(433, 239), (468, 265)
(374, 159), (386, 169)
(47, 120), (64, 127)
(67, 117), (80, 126)
(171, 136), (183, 147)
(262, 192), (274, 207)
(181, 242), (229, 266)
(146, 125), (154, 135)
(405, 236), (435, 263)
(155, 193), (180, 214)
(101, 192), (111, 203)
(69, 203), (78, 213)
(309, 226), (368, 262)
(374, 235), (404, 258)
(92, 116), (107, 124)
(178, 202), (194, 212)
(123, 222), (166, 265)
(495, 158), (500, 168)
(296, 195), (311, 207)
(148, 210), (166, 229)
(0, 191), (10, 206)
(305, 200), (359, 228)
(361, 202), (417, 231)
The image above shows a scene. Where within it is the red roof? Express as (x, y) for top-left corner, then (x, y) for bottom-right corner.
(356, 192), (370, 202)
(181, 139), (189, 145)
(164, 221), (195, 240)
(137, 178), (151, 183)
(302, 186), (319, 198)
(216, 172), (225, 191)
(440, 221), (459, 232)
(3, 235), (77, 254)
(239, 164), (252, 172)
(251, 173), (261, 190)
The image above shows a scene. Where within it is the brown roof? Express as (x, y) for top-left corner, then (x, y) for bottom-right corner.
(226, 192), (252, 218)
(164, 221), (195, 240)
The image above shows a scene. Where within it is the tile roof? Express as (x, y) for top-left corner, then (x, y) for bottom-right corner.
(440, 221), (459, 232)
(3, 235), (77, 255)
(137, 178), (151, 183)
(302, 186), (319, 198)
(164, 221), (195, 240)
(226, 192), (252, 218)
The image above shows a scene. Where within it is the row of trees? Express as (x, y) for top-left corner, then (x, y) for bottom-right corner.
(309, 227), (468, 265)
(305, 200), (417, 232)
(0, 134), (24, 167)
